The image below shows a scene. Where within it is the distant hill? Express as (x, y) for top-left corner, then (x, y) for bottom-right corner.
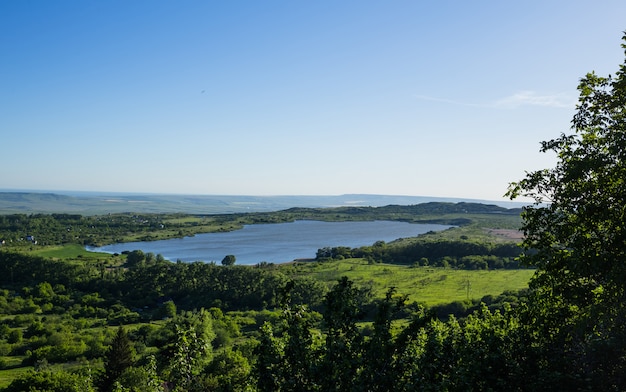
(0, 191), (528, 215)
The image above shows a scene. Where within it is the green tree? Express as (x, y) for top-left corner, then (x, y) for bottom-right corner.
(221, 254), (236, 266)
(358, 288), (407, 392)
(164, 309), (215, 391)
(125, 250), (145, 268)
(507, 32), (626, 389)
(255, 322), (284, 392)
(114, 355), (164, 392)
(7, 328), (22, 344)
(319, 277), (364, 392)
(201, 348), (253, 392)
(99, 327), (135, 392)
(35, 281), (55, 300)
(163, 300), (177, 319)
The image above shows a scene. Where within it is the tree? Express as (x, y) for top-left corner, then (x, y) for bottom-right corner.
(164, 309), (215, 391)
(113, 356), (164, 392)
(99, 327), (135, 392)
(358, 288), (407, 391)
(221, 254), (236, 266)
(319, 276), (364, 392)
(507, 32), (626, 389)
(125, 250), (145, 268)
(163, 300), (177, 319)
(201, 348), (253, 392)
(255, 322), (284, 392)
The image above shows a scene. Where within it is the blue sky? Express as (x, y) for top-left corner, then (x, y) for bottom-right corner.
(2, 1), (625, 202)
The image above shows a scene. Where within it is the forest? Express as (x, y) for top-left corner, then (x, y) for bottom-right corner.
(0, 33), (625, 392)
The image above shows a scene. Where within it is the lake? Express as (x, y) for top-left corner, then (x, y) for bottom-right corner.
(88, 220), (451, 265)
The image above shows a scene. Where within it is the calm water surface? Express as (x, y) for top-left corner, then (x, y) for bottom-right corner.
(88, 220), (450, 265)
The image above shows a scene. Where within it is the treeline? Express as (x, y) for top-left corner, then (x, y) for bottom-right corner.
(0, 213), (169, 247)
(317, 239), (524, 269)
(282, 201), (521, 217)
(260, 201), (520, 227)
(0, 250), (327, 313)
(254, 278), (597, 392)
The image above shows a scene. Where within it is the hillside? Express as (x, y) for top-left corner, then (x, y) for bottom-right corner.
(0, 191), (527, 215)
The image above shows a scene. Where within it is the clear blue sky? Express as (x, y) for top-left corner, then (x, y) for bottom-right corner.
(2, 1), (625, 201)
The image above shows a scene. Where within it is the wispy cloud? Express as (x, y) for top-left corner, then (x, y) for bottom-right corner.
(414, 91), (575, 109)
(494, 91), (574, 108)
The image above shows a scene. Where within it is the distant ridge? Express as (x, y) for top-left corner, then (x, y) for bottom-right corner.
(0, 191), (528, 215)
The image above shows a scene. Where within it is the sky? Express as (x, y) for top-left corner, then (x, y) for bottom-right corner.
(2, 1), (625, 202)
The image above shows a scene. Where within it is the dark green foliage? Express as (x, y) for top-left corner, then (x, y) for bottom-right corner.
(0, 251), (88, 287)
(98, 327), (135, 392)
(255, 322), (284, 392)
(221, 254), (236, 266)
(318, 239), (523, 269)
(124, 250), (145, 267)
(283, 202), (520, 219)
(254, 280), (321, 392)
(319, 277), (364, 392)
(201, 348), (252, 391)
(0, 249), (321, 313)
(506, 32), (626, 389)
(254, 277), (531, 391)
(0, 213), (169, 247)
(162, 300), (177, 319)
(358, 288), (407, 391)
(120, 259), (289, 310)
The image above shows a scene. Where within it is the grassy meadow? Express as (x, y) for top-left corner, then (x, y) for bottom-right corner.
(29, 244), (109, 260)
(282, 258), (534, 307)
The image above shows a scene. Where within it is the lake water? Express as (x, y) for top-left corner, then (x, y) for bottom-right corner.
(88, 220), (451, 265)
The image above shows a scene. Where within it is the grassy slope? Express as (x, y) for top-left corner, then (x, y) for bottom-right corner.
(30, 244), (110, 260)
(281, 258), (533, 306)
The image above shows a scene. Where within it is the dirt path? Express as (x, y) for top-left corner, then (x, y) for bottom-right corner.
(485, 228), (524, 241)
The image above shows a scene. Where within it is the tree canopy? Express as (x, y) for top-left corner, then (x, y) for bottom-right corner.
(221, 254), (236, 266)
(507, 31), (626, 389)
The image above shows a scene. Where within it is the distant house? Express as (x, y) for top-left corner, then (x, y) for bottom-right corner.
(0, 240), (5, 246)
(25, 235), (35, 243)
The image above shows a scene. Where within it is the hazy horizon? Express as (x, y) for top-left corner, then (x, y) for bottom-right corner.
(0, 190), (528, 215)
(0, 187), (524, 204)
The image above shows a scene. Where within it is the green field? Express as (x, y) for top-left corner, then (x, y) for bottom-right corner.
(281, 258), (534, 306)
(29, 244), (108, 259)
